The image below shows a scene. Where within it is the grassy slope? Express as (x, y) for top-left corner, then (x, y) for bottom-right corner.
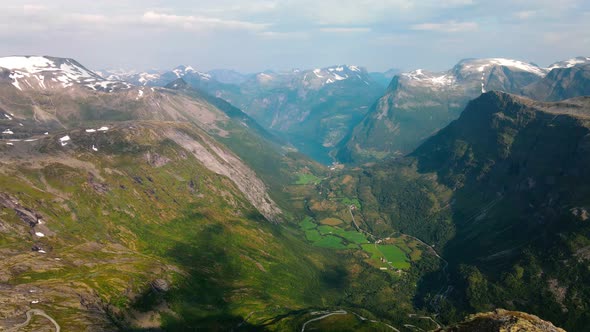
(0, 122), (443, 331)
(0, 124), (339, 330)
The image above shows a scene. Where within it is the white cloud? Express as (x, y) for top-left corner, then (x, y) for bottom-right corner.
(198, 1), (279, 15)
(257, 31), (309, 39)
(411, 20), (478, 33)
(0, 0), (589, 72)
(274, 0), (479, 25)
(514, 10), (537, 20)
(319, 27), (371, 33)
(23, 4), (47, 12)
(292, 0), (415, 25)
(141, 11), (269, 31)
(70, 14), (111, 24)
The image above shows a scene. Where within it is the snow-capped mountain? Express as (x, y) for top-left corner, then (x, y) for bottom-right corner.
(101, 64), (374, 95)
(526, 58), (590, 101)
(547, 56), (590, 70)
(306, 65), (371, 87)
(245, 65), (373, 90)
(398, 58), (547, 93)
(101, 65), (212, 87)
(337, 56), (588, 164)
(0, 56), (131, 92)
(212, 64), (384, 162)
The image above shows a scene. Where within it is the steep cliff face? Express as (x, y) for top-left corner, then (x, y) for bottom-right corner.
(164, 128), (282, 222)
(525, 64), (590, 101)
(413, 92), (590, 261)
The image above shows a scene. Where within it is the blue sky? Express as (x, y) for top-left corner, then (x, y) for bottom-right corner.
(1, 0), (589, 72)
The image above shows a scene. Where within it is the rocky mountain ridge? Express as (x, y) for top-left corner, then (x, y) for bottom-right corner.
(337, 56), (590, 163)
(0, 56), (131, 92)
(0, 56), (285, 222)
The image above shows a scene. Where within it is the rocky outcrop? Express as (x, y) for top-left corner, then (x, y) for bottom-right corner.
(439, 309), (566, 332)
(0, 193), (42, 227)
(150, 279), (170, 293)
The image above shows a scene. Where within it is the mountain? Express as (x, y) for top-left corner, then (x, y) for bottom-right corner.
(0, 56), (451, 331)
(212, 65), (385, 164)
(207, 68), (250, 85)
(0, 56), (131, 92)
(101, 65), (214, 88)
(3, 55), (580, 331)
(337, 58), (550, 163)
(325, 91), (589, 330)
(369, 68), (401, 87)
(547, 56), (590, 70)
(412, 92), (590, 330)
(108, 64), (385, 164)
(525, 59), (590, 101)
(0, 56), (286, 222)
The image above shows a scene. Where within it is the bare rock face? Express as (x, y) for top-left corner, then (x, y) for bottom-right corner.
(150, 279), (170, 293)
(0, 193), (42, 227)
(439, 309), (566, 332)
(165, 129), (282, 222)
(145, 151), (171, 167)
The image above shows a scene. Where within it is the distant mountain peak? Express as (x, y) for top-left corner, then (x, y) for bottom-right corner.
(305, 65), (371, 87)
(401, 68), (456, 87)
(454, 58), (548, 77)
(323, 64), (363, 73)
(172, 65), (211, 80)
(0, 55), (131, 92)
(164, 78), (190, 90)
(548, 56), (590, 70)
(393, 57), (549, 91)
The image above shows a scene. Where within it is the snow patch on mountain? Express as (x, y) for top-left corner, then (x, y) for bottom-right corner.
(59, 135), (70, 146)
(313, 69), (324, 78)
(0, 56), (54, 72)
(138, 72), (160, 85)
(0, 56), (132, 92)
(548, 57), (590, 70)
(174, 65), (211, 80)
(311, 65), (368, 85)
(333, 73), (347, 81)
(402, 69), (455, 86)
(458, 58), (548, 76)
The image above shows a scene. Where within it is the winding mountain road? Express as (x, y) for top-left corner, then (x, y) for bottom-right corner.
(301, 309), (400, 332)
(6, 309), (60, 332)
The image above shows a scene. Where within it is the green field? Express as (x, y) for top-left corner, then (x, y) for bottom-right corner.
(341, 197), (361, 209)
(295, 173), (322, 185)
(362, 244), (411, 270)
(305, 229), (323, 242)
(313, 235), (347, 249)
(299, 217), (411, 271)
(318, 225), (369, 244)
(299, 218), (368, 249)
(300, 216), (317, 230)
